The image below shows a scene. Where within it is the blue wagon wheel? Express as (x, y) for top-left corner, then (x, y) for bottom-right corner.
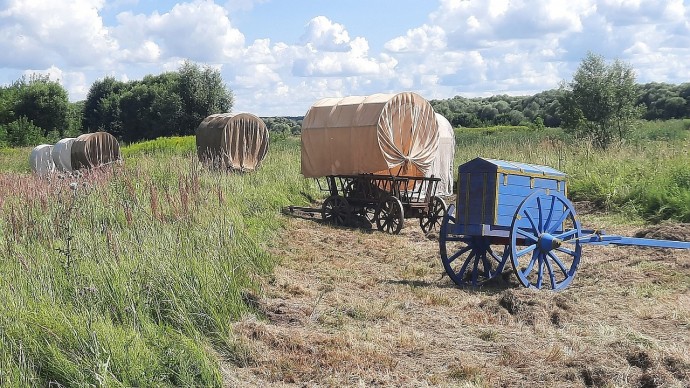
(419, 196), (447, 234)
(322, 195), (352, 226)
(509, 191), (582, 290)
(439, 204), (509, 287)
(375, 196), (405, 234)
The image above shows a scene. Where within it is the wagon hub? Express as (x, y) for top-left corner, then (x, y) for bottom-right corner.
(538, 233), (562, 252)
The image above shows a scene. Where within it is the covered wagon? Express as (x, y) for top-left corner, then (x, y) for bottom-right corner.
(301, 92), (447, 234)
(71, 132), (121, 170)
(428, 113), (455, 196)
(30, 144), (55, 176)
(52, 137), (75, 172)
(195, 113), (269, 172)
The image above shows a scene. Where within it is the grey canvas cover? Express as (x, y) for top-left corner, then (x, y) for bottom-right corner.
(196, 113), (269, 171)
(301, 92), (439, 178)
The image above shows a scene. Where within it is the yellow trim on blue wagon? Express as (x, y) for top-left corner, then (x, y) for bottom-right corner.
(495, 167), (566, 181)
(481, 172), (487, 224)
(494, 172), (500, 224)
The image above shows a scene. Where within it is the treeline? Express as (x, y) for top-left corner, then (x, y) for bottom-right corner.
(430, 82), (690, 128)
(0, 62), (234, 147)
(83, 61), (233, 142)
(2, 61), (689, 148)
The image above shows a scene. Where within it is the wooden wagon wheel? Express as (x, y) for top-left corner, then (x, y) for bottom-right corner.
(439, 204), (509, 287)
(375, 196), (405, 234)
(322, 195), (352, 226)
(419, 196), (447, 234)
(509, 191), (582, 290)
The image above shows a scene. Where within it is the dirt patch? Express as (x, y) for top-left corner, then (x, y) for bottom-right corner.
(634, 221), (690, 241)
(222, 212), (690, 387)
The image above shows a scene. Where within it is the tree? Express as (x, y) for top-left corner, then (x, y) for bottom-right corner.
(83, 77), (128, 137)
(177, 61), (234, 135)
(13, 74), (69, 137)
(560, 52), (641, 148)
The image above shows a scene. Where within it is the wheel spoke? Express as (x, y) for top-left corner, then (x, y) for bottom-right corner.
(537, 197), (544, 230)
(555, 246), (576, 257)
(471, 251), (480, 286)
(516, 227), (539, 242)
(547, 208), (572, 234)
(555, 229), (578, 240)
(523, 250), (539, 274)
(544, 254), (557, 289)
(536, 253), (545, 288)
(544, 196), (556, 232)
(446, 245), (472, 264)
(457, 251), (475, 279)
(548, 251), (569, 277)
(524, 209), (540, 234)
(480, 250), (492, 277)
(516, 244), (537, 258)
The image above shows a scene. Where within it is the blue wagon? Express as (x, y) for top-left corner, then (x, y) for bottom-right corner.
(439, 157), (690, 290)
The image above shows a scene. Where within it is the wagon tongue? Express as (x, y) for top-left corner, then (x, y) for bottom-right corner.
(538, 233), (562, 251)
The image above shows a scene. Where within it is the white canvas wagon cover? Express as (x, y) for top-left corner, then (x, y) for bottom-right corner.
(429, 113), (455, 196)
(196, 113), (269, 172)
(301, 92), (439, 178)
(30, 144), (55, 176)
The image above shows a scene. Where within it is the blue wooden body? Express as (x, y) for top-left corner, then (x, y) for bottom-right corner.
(453, 157), (568, 237)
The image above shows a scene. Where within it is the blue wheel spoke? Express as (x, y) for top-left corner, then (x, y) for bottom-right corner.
(555, 229), (578, 240)
(537, 197), (544, 230)
(544, 254), (557, 289)
(446, 245), (473, 264)
(516, 244), (537, 258)
(524, 210), (540, 233)
(456, 251), (475, 279)
(548, 251), (569, 277)
(555, 246), (576, 257)
(516, 228), (539, 242)
(536, 253), (545, 288)
(547, 208), (572, 233)
(523, 250), (539, 274)
(480, 250), (492, 277)
(471, 252), (480, 286)
(544, 196), (556, 232)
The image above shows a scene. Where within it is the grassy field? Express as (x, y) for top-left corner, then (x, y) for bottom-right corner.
(0, 137), (318, 386)
(1, 120), (690, 385)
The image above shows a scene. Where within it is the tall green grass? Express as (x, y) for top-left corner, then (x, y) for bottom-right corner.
(0, 136), (319, 386)
(453, 120), (690, 222)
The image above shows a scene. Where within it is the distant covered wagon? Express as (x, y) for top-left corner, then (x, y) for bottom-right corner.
(30, 144), (55, 176)
(195, 113), (270, 172)
(70, 132), (121, 170)
(300, 92), (447, 234)
(52, 137), (75, 172)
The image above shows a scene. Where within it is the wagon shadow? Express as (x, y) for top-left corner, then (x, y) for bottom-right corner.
(383, 272), (518, 293)
(281, 206), (378, 233)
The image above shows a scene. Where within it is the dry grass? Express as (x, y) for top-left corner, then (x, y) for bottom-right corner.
(221, 208), (690, 387)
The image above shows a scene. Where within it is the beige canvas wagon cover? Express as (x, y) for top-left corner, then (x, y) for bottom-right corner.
(71, 132), (121, 170)
(301, 92), (439, 178)
(196, 113), (269, 171)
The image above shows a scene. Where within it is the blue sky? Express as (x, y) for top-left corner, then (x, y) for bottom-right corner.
(1, 0), (689, 116)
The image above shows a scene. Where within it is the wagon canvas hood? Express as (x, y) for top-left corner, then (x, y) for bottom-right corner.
(196, 113), (269, 171)
(300, 92), (439, 178)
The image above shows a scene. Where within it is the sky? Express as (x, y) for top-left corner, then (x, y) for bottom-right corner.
(1, 0), (689, 116)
